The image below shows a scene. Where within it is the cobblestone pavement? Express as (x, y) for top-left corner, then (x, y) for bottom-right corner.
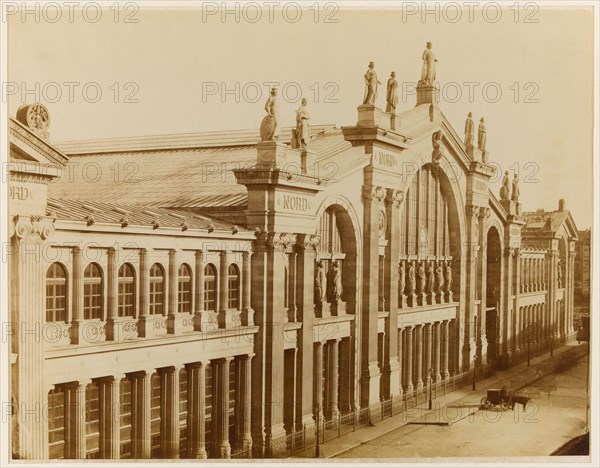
(335, 350), (589, 459)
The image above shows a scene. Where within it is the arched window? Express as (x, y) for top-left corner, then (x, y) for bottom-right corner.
(227, 264), (240, 310)
(118, 263), (135, 317)
(203, 264), (217, 312)
(149, 263), (165, 315)
(84, 263), (103, 320)
(46, 263), (67, 322)
(178, 264), (192, 314)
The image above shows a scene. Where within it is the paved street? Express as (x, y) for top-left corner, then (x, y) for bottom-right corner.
(336, 353), (589, 459)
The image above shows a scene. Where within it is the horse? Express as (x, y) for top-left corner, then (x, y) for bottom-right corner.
(510, 394), (531, 412)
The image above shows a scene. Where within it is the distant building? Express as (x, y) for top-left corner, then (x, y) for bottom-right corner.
(574, 229), (591, 305)
(8, 77), (580, 459)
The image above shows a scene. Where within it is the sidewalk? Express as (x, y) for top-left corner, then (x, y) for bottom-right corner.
(311, 341), (588, 459)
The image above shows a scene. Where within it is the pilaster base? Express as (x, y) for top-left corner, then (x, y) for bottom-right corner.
(219, 309), (242, 329)
(107, 317), (138, 342)
(216, 441), (231, 459)
(167, 313), (184, 334)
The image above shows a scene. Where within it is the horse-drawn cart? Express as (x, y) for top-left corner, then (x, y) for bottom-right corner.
(480, 388), (511, 410)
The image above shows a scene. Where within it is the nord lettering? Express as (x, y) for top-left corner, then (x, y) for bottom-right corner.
(282, 195), (310, 212)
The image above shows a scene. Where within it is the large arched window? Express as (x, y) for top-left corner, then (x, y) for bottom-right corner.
(118, 263), (135, 317)
(227, 264), (240, 310)
(84, 263), (103, 320)
(46, 263), (68, 322)
(178, 264), (192, 314)
(203, 264), (217, 312)
(149, 263), (165, 315)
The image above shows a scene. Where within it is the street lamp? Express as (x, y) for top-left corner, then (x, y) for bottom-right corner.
(472, 354), (477, 391)
(428, 368), (433, 410)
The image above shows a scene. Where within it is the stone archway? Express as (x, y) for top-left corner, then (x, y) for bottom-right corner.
(485, 226), (502, 366)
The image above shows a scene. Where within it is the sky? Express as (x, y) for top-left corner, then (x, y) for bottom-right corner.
(6, 3), (595, 229)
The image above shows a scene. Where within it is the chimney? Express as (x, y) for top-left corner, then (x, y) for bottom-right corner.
(558, 199), (566, 212)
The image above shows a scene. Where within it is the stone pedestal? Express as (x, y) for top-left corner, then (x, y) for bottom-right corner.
(357, 105), (390, 128)
(108, 317), (138, 342)
(256, 141), (303, 170)
(416, 83), (440, 106)
(500, 199), (521, 217)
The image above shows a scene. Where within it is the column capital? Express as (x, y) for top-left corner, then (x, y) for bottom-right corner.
(13, 214), (55, 242)
(296, 233), (320, 252)
(362, 184), (386, 203)
(386, 188), (404, 207)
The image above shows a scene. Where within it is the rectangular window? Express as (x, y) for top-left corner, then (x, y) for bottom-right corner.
(48, 387), (65, 459)
(85, 383), (100, 459)
(120, 379), (132, 459)
(84, 280), (103, 320)
(118, 280), (135, 317)
(204, 278), (216, 312)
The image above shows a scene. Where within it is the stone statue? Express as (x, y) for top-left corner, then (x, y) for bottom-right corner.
(417, 261), (426, 294)
(445, 261), (452, 292)
(426, 261), (435, 293)
(407, 261), (416, 295)
(511, 175), (520, 202)
(314, 261), (327, 306)
(260, 87), (280, 142)
(420, 41), (437, 85)
(477, 117), (486, 152)
(363, 61), (382, 106)
(500, 171), (510, 200)
(556, 260), (562, 287)
(432, 131), (444, 163)
(386, 71), (398, 113)
(326, 260), (343, 302)
(294, 98), (311, 148)
(464, 112), (474, 147)
(435, 262), (445, 293)
(398, 261), (406, 296)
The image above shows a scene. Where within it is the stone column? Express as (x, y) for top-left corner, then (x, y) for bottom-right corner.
(463, 206), (479, 371)
(193, 250), (204, 331)
(287, 252), (298, 320)
(514, 249), (522, 355)
(160, 366), (181, 458)
(64, 380), (88, 459)
(433, 322), (442, 382)
(214, 357), (233, 458)
(241, 251), (254, 326)
(187, 362), (207, 459)
(218, 251), (230, 328)
(235, 354), (253, 452)
(360, 185), (386, 408)
(70, 246), (85, 344)
(415, 325), (423, 391)
(98, 375), (122, 459)
(442, 320), (450, 379)
(424, 323), (432, 383)
(313, 341), (325, 421)
(137, 248), (153, 338)
(384, 189), (403, 398)
(11, 216), (54, 459)
(130, 370), (152, 459)
(327, 339), (341, 419)
(396, 328), (403, 395)
(295, 235), (317, 429)
(568, 249), (576, 335)
(167, 249), (182, 334)
(404, 327), (414, 393)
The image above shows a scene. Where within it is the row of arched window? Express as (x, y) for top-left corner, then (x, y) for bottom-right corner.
(46, 262), (241, 323)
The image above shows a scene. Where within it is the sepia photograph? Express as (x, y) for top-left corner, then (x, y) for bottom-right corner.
(0, 1), (597, 465)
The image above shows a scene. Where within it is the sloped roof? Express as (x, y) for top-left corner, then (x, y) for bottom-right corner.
(46, 197), (248, 232)
(49, 125), (347, 210)
(522, 209), (578, 239)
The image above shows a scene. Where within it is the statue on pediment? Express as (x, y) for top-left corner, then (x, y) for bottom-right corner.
(327, 260), (343, 302)
(432, 131), (444, 163)
(511, 175), (520, 202)
(407, 261), (416, 295)
(260, 87), (280, 141)
(420, 42), (437, 85)
(386, 72), (398, 113)
(292, 98), (311, 149)
(417, 261), (426, 294)
(477, 117), (487, 152)
(398, 260), (406, 296)
(445, 261), (453, 292)
(500, 171), (510, 200)
(435, 262), (445, 293)
(363, 61), (382, 106)
(556, 259), (562, 287)
(314, 260), (327, 306)
(465, 112), (474, 148)
(426, 261), (435, 293)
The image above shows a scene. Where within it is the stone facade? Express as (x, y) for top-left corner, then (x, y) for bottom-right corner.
(7, 83), (580, 459)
